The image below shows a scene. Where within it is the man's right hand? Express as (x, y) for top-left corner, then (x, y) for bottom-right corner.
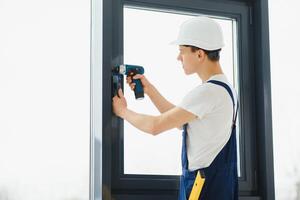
(126, 74), (152, 95)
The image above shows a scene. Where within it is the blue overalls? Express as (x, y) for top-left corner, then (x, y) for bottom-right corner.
(179, 80), (239, 200)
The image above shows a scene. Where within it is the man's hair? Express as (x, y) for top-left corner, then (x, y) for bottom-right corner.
(183, 45), (221, 62)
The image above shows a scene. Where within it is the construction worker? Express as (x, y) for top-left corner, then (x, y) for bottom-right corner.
(112, 16), (238, 200)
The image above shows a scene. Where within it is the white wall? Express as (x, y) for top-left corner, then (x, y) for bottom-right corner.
(269, 1), (300, 199)
(0, 0), (90, 199)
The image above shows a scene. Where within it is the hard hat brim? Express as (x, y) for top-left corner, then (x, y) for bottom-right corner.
(170, 39), (224, 51)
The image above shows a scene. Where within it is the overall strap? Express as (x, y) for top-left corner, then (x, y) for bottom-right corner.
(181, 124), (189, 170)
(207, 80), (239, 126)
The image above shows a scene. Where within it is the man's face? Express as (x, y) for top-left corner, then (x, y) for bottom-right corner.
(177, 46), (201, 75)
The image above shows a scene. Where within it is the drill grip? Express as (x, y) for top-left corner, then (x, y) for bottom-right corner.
(133, 78), (144, 100)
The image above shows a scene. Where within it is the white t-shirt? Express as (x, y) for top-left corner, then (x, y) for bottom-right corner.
(177, 74), (237, 171)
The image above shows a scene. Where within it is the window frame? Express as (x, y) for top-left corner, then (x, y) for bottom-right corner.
(90, 0), (103, 199)
(99, 0), (275, 199)
(113, 0), (255, 192)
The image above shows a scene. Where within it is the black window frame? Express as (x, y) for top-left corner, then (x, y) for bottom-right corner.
(100, 0), (275, 199)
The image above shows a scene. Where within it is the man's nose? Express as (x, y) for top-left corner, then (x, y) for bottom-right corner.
(177, 54), (182, 61)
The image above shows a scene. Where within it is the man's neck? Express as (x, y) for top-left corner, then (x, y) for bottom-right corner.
(197, 61), (223, 83)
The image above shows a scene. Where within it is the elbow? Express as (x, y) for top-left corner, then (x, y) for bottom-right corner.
(150, 128), (161, 136)
(149, 118), (162, 136)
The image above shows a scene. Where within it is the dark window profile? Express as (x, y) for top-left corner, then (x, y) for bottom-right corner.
(98, 0), (275, 200)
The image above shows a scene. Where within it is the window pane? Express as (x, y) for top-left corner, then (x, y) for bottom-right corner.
(0, 0), (90, 199)
(124, 7), (239, 175)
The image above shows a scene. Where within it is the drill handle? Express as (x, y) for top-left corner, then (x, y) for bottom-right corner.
(132, 78), (144, 100)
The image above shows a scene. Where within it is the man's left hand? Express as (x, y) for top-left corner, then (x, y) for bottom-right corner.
(112, 88), (127, 118)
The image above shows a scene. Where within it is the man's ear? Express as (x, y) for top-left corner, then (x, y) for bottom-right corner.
(197, 49), (205, 61)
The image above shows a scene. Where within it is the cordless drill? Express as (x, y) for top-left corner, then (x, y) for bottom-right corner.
(112, 64), (145, 100)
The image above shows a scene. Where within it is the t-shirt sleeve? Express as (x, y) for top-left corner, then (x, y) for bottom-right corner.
(177, 85), (217, 119)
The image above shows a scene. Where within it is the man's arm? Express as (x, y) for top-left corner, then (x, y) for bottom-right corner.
(120, 106), (197, 135)
(147, 84), (175, 113)
(129, 74), (175, 113)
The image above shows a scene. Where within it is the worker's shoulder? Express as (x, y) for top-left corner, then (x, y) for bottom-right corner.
(198, 80), (237, 101)
(183, 83), (219, 101)
(205, 80), (238, 108)
(207, 80), (237, 98)
(192, 82), (222, 94)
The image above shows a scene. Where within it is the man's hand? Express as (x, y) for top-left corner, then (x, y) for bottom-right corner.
(112, 88), (127, 118)
(126, 74), (153, 95)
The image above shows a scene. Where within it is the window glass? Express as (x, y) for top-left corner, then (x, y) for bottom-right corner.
(0, 0), (90, 199)
(124, 7), (239, 175)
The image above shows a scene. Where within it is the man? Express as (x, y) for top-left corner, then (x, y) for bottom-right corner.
(112, 16), (238, 200)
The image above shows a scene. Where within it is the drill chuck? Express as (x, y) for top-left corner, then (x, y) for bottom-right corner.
(118, 64), (126, 74)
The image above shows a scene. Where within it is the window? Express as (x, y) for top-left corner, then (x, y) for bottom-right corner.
(105, 1), (269, 199)
(123, 7), (241, 176)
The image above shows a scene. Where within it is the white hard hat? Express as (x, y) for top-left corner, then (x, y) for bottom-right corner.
(171, 16), (224, 51)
